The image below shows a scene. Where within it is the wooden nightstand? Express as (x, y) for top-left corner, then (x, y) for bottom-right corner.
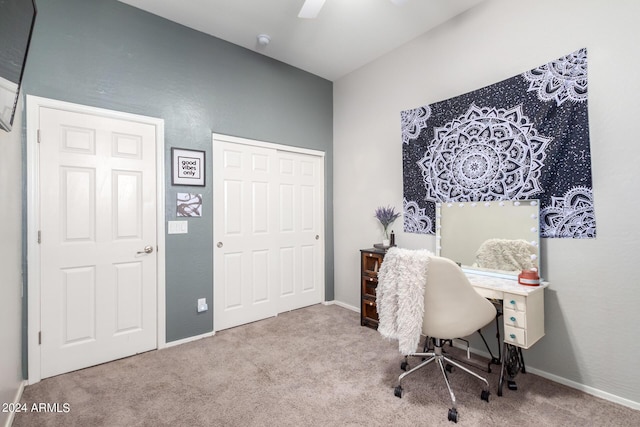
(360, 248), (387, 329)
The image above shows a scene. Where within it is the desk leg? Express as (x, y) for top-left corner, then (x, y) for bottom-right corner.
(478, 329), (501, 373)
(518, 347), (526, 373)
(498, 343), (525, 396)
(494, 302), (503, 365)
(498, 345), (505, 397)
(478, 301), (503, 373)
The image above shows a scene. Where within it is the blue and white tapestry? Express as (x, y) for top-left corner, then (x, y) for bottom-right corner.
(401, 48), (595, 239)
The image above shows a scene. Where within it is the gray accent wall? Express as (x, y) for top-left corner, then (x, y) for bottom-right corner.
(22, 0), (333, 344)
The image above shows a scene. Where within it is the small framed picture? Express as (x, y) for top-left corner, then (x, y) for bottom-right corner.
(177, 193), (203, 217)
(172, 148), (205, 186)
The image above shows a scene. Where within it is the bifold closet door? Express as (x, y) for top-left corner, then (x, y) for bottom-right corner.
(213, 137), (324, 331)
(275, 150), (324, 312)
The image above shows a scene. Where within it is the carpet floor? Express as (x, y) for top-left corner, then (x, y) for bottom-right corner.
(14, 304), (640, 426)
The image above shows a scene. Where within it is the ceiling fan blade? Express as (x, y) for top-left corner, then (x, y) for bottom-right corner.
(298, 0), (326, 19)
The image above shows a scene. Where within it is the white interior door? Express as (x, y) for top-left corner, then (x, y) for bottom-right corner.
(276, 151), (324, 312)
(213, 135), (324, 331)
(38, 106), (158, 379)
(213, 142), (278, 330)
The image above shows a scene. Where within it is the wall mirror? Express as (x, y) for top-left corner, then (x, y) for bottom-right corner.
(436, 200), (540, 279)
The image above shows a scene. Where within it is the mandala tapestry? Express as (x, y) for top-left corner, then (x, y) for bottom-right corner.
(401, 48), (595, 239)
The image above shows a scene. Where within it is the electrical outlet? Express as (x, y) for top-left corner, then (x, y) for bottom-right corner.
(197, 298), (208, 313)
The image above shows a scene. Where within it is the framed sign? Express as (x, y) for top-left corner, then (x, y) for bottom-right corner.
(172, 148), (205, 186)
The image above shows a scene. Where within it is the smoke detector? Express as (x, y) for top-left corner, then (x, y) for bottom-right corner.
(257, 34), (271, 46)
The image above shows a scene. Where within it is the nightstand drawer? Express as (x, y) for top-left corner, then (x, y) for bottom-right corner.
(363, 279), (377, 298)
(362, 275), (378, 284)
(362, 252), (383, 275)
(362, 298), (378, 321)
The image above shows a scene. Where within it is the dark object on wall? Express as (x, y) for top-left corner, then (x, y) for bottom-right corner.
(0, 0), (37, 132)
(171, 147), (206, 187)
(400, 48), (595, 239)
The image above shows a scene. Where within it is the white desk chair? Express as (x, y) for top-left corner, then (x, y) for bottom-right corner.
(393, 255), (497, 423)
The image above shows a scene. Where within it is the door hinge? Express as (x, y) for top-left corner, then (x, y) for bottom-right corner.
(37, 230), (41, 244)
(38, 331), (41, 345)
(37, 129), (41, 143)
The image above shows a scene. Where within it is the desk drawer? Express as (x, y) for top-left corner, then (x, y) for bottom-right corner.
(504, 293), (526, 312)
(505, 325), (526, 346)
(473, 286), (503, 300)
(504, 308), (526, 328)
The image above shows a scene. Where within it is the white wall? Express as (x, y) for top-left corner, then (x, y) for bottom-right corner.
(334, 0), (640, 407)
(0, 97), (25, 425)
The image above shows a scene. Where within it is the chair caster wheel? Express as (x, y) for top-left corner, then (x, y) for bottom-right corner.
(394, 385), (403, 398)
(400, 361), (409, 371)
(481, 389), (490, 402)
(448, 408), (458, 423)
(445, 363), (454, 373)
(508, 380), (518, 390)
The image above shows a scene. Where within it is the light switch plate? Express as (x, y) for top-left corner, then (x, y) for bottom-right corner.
(168, 220), (188, 234)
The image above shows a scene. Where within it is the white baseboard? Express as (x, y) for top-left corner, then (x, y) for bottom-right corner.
(164, 300), (356, 349)
(3, 380), (26, 427)
(449, 341), (640, 411)
(525, 366), (640, 411)
(161, 331), (215, 349)
(323, 300), (359, 312)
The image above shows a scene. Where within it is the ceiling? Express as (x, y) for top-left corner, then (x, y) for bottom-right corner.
(118, 0), (484, 81)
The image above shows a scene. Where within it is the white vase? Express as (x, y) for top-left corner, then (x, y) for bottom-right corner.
(382, 239), (390, 247)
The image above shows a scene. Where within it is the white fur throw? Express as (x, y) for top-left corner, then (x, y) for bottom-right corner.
(377, 247), (432, 355)
(474, 238), (536, 272)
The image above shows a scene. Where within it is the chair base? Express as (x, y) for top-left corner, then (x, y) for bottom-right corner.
(394, 339), (490, 423)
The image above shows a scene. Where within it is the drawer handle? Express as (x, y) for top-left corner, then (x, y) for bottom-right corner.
(510, 300), (516, 305)
(509, 334), (516, 339)
(510, 316), (516, 322)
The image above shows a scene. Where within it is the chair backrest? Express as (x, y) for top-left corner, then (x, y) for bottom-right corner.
(422, 256), (497, 340)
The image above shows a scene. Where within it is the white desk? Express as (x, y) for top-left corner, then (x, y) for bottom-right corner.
(465, 271), (549, 396)
(465, 271), (548, 349)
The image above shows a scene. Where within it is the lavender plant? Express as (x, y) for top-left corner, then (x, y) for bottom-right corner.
(374, 205), (401, 239)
